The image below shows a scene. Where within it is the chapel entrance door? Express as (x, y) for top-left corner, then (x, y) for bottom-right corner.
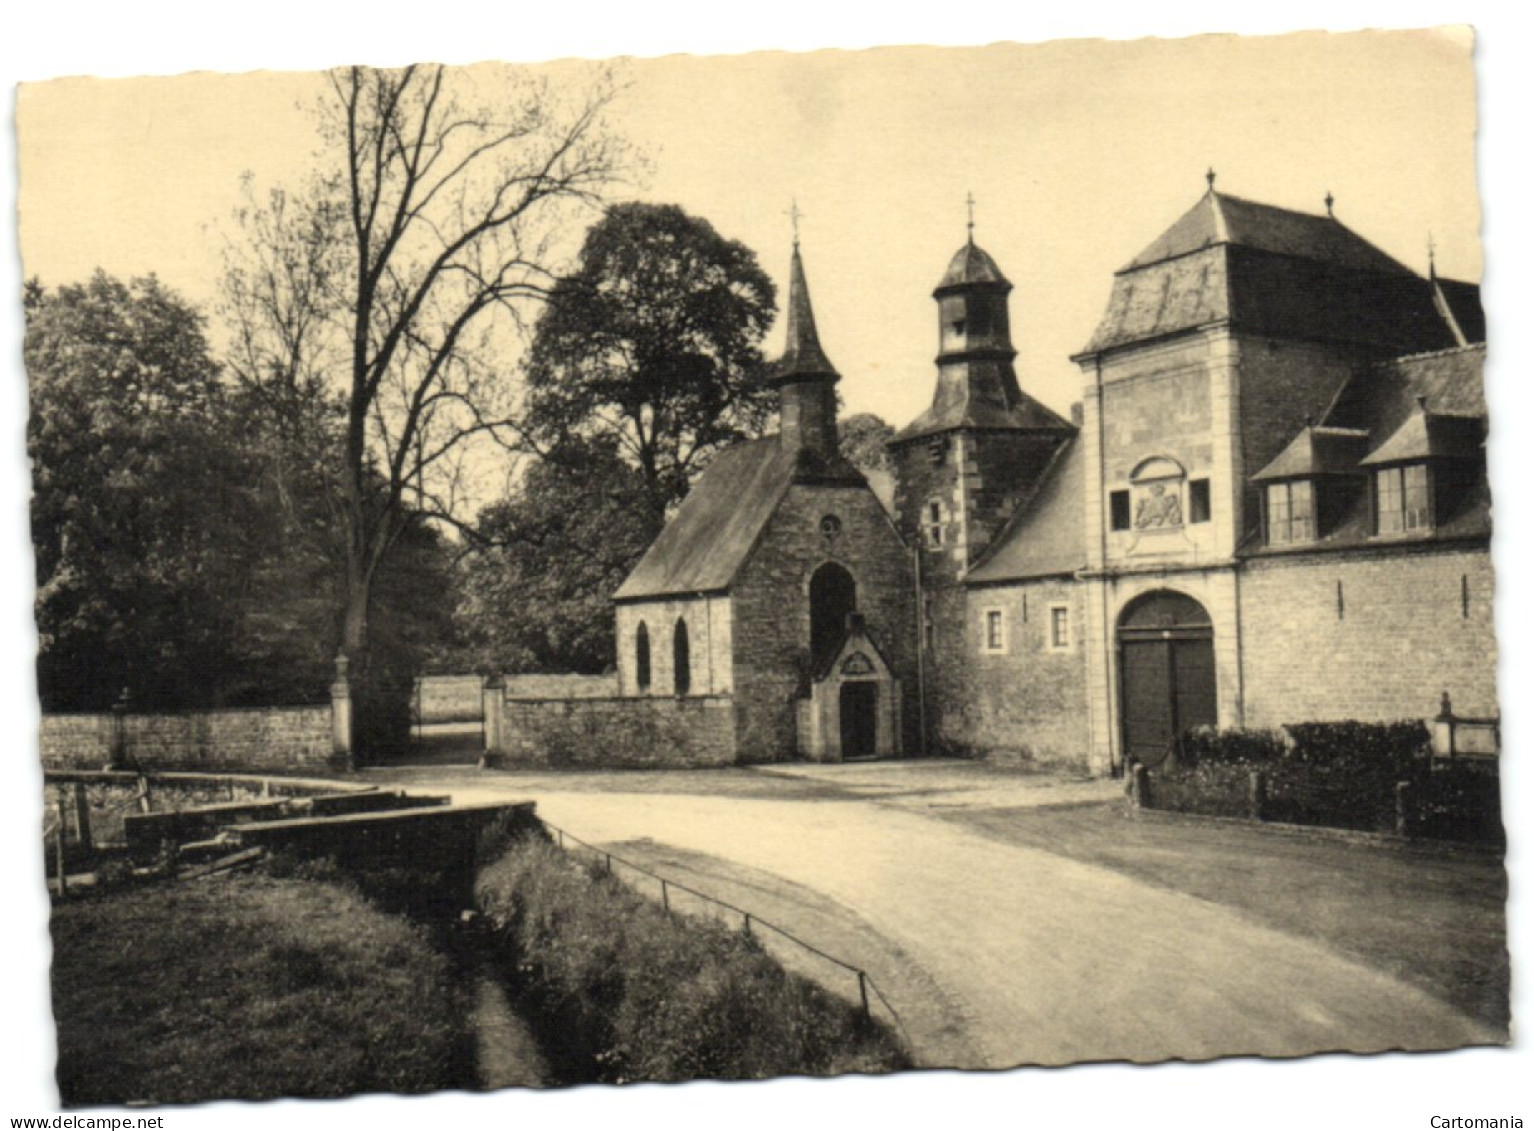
(839, 682), (879, 761)
(1117, 591), (1216, 768)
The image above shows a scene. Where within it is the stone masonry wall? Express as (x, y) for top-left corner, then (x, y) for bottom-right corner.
(947, 580), (1090, 769)
(1240, 544), (1497, 726)
(39, 705), (337, 773)
(730, 481), (917, 761)
(495, 695), (735, 768)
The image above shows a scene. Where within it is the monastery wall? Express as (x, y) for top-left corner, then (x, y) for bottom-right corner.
(940, 579), (1090, 770)
(1239, 544), (1498, 727)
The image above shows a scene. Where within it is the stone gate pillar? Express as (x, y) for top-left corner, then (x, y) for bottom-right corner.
(481, 673), (506, 767)
(330, 653), (354, 769)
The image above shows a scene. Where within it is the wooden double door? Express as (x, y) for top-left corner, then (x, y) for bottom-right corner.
(1118, 592), (1217, 767)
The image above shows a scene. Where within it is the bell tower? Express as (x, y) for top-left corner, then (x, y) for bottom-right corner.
(890, 210), (1075, 581)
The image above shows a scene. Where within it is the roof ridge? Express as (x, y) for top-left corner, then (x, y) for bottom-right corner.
(1389, 342), (1487, 364)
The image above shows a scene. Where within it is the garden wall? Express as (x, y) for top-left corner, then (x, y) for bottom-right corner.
(39, 704), (339, 773)
(489, 695), (735, 768)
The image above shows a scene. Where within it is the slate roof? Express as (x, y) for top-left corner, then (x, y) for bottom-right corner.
(1252, 426), (1371, 482)
(935, 240), (1011, 292)
(1242, 343), (1490, 558)
(612, 436), (865, 601)
(892, 375), (1074, 443)
(1122, 191), (1413, 275)
(966, 436), (1087, 584)
(1079, 190), (1477, 359)
(775, 243), (838, 383)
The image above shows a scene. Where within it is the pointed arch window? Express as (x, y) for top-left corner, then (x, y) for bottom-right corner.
(672, 619), (691, 697)
(635, 622), (651, 693)
(809, 562), (857, 666)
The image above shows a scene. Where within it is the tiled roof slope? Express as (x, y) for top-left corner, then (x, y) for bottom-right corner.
(1081, 191), (1476, 358)
(1123, 192), (1414, 275)
(613, 437), (864, 601)
(892, 377), (1074, 443)
(965, 436), (1087, 583)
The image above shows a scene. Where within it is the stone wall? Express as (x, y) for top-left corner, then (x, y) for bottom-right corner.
(947, 579), (1090, 769)
(1240, 544), (1497, 726)
(491, 695), (736, 768)
(39, 705), (338, 773)
(730, 481), (917, 761)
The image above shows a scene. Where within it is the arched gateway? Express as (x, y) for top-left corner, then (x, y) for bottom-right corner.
(1117, 591), (1217, 767)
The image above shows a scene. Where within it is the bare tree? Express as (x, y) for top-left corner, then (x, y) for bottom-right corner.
(222, 62), (625, 685)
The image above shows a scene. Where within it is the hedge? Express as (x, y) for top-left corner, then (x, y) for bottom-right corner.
(1142, 721), (1501, 844)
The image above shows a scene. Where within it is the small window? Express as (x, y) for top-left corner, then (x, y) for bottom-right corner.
(1189, 478), (1211, 524)
(1266, 480), (1314, 545)
(1109, 490), (1131, 532)
(672, 619), (691, 697)
(928, 438), (946, 467)
(1376, 465), (1430, 534)
(1048, 605), (1071, 651)
(820, 514), (842, 537)
(925, 498), (945, 548)
(635, 622), (651, 693)
(982, 608), (1006, 654)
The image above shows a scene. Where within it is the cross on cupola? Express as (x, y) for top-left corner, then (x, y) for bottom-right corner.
(966, 191), (976, 242)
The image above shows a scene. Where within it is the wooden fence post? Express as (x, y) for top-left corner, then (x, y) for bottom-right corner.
(54, 795), (70, 898)
(1395, 780), (1414, 838)
(71, 783), (93, 857)
(1248, 769), (1267, 822)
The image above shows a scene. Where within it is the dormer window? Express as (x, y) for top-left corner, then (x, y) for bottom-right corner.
(1376, 464), (1431, 534)
(1266, 480), (1315, 545)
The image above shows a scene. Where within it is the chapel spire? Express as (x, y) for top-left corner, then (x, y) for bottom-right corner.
(773, 236), (840, 458)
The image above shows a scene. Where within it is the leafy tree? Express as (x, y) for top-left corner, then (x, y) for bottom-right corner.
(522, 202), (777, 520)
(839, 412), (894, 476)
(221, 63), (625, 743)
(25, 273), (251, 709)
(457, 438), (659, 674)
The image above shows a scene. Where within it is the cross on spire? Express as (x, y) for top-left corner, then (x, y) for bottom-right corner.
(1206, 167), (1217, 190)
(786, 199), (804, 247)
(966, 191), (976, 242)
(1325, 190), (1335, 218)
(1428, 232), (1437, 277)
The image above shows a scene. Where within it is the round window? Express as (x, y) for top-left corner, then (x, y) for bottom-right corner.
(820, 514), (843, 536)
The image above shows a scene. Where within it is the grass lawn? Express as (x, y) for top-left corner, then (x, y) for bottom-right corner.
(50, 871), (472, 1106)
(943, 802), (1509, 1033)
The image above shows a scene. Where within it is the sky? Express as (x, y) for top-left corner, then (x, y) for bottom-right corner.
(4, 4), (1532, 1127)
(14, 30), (1483, 432)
